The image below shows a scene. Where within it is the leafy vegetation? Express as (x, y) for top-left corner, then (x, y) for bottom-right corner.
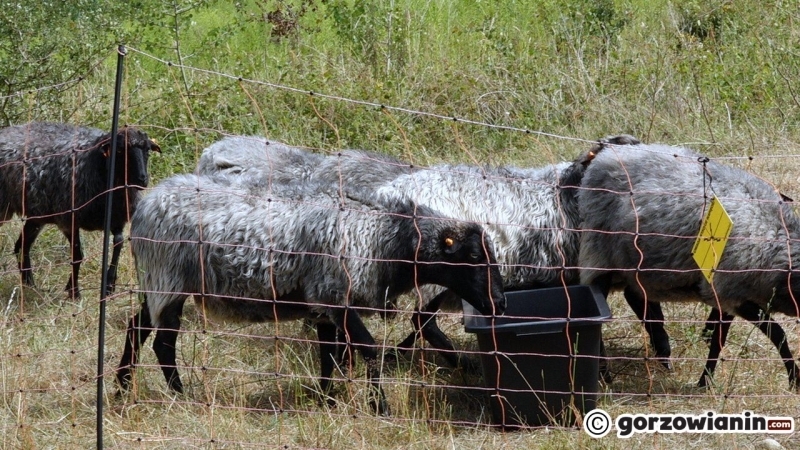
(1, 0), (798, 172)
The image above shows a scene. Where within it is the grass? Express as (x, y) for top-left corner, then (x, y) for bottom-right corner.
(3, 158), (800, 449)
(3, 0), (800, 448)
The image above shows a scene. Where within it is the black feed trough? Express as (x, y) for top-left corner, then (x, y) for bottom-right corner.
(463, 284), (611, 428)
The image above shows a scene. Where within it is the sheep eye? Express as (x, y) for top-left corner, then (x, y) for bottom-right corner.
(469, 252), (481, 262)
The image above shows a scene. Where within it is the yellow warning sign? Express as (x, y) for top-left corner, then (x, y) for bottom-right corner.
(691, 196), (733, 284)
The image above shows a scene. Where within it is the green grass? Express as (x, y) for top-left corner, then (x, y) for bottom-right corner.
(2, 0), (800, 448)
(19, 0), (794, 171)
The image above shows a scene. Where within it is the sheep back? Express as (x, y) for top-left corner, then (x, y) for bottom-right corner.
(312, 149), (416, 189)
(195, 136), (324, 184)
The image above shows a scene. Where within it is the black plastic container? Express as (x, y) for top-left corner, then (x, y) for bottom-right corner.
(463, 284), (611, 428)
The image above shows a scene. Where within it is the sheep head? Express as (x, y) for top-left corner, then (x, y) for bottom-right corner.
(100, 126), (160, 189)
(413, 215), (506, 316)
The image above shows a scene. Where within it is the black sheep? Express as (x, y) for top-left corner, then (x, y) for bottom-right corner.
(0, 122), (160, 297)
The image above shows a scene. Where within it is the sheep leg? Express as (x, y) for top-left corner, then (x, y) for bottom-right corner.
(701, 308), (734, 345)
(389, 290), (475, 369)
(623, 287), (673, 370)
(329, 306), (389, 416)
(392, 290), (453, 353)
(151, 300), (186, 393)
(13, 220), (44, 287)
(104, 230), (124, 295)
(117, 305), (154, 391)
(697, 308), (732, 388)
(735, 301), (799, 389)
(336, 328), (353, 369)
(316, 321), (340, 406)
(590, 276), (614, 382)
(59, 225), (83, 299)
(414, 312), (471, 369)
(698, 302), (799, 389)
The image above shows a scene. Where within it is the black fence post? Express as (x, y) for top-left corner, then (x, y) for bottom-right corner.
(97, 44), (127, 450)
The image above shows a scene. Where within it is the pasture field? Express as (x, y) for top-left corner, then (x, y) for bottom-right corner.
(2, 0), (800, 448)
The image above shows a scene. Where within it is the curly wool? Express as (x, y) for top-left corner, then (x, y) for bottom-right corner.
(131, 173), (504, 327)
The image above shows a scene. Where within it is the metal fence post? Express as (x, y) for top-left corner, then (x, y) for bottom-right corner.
(97, 44), (127, 450)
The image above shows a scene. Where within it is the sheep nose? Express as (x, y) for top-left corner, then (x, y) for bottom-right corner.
(131, 174), (149, 188)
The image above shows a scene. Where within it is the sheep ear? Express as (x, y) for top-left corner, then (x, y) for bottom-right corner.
(576, 145), (601, 167)
(443, 236), (461, 254)
(150, 138), (162, 153)
(101, 142), (111, 158)
(578, 134), (641, 167)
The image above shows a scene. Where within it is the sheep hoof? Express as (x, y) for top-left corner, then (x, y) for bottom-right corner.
(382, 349), (403, 365)
(65, 285), (81, 300)
(105, 271), (117, 294)
(371, 398), (391, 417)
(325, 396), (337, 409)
(167, 380), (184, 395)
(599, 366), (613, 384)
(455, 355), (482, 375)
(313, 392), (337, 409)
(20, 270), (35, 287)
(789, 370), (800, 391)
(697, 373), (712, 388)
(658, 358), (673, 372)
(114, 389), (128, 400)
(101, 282), (117, 298)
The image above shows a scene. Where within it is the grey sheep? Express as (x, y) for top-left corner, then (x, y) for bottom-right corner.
(197, 138), (675, 373)
(361, 150), (605, 365)
(195, 135), (324, 182)
(196, 139), (420, 357)
(578, 140), (800, 388)
(115, 173), (506, 415)
(195, 135), (414, 191)
(311, 149), (417, 191)
(0, 122), (160, 298)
